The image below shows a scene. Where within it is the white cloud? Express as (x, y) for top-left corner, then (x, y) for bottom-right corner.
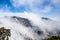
(10, 0), (53, 13)
(0, 0), (60, 14)
(10, 0), (60, 14)
(10, 0), (44, 8)
(51, 0), (60, 8)
(0, 11), (60, 40)
(51, 0), (60, 4)
(51, 17), (60, 22)
(39, 6), (52, 13)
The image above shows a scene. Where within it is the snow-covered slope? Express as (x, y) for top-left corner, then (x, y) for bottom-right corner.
(0, 16), (60, 40)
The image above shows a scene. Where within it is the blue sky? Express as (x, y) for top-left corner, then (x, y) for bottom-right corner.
(0, 0), (60, 18)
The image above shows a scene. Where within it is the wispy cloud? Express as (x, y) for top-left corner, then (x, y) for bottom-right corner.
(9, 0), (60, 14)
(0, 0), (60, 14)
(0, 0), (60, 19)
(51, 0), (60, 7)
